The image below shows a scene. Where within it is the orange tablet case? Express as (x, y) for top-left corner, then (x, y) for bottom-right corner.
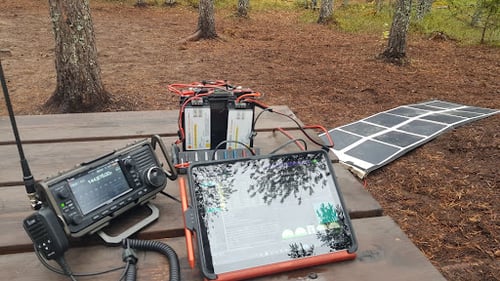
(181, 150), (357, 280)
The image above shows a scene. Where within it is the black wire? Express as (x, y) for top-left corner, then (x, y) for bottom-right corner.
(250, 105), (331, 150)
(252, 107), (272, 129)
(272, 110), (333, 149)
(55, 257), (77, 281)
(249, 107), (272, 144)
(212, 140), (256, 160)
(124, 239), (181, 281)
(118, 261), (131, 281)
(34, 245), (70, 276)
(34, 245), (126, 278)
(160, 190), (181, 203)
(269, 138), (308, 154)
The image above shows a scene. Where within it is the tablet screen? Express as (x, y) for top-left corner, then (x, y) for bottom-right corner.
(189, 150), (356, 275)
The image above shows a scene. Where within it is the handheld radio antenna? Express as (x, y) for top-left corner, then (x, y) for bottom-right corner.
(0, 60), (41, 210)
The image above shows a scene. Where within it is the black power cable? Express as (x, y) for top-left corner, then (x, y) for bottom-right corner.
(250, 103), (333, 150)
(270, 110), (332, 149)
(123, 238), (181, 281)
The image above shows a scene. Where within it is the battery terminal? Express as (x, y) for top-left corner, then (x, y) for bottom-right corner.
(190, 97), (204, 106)
(234, 102), (248, 109)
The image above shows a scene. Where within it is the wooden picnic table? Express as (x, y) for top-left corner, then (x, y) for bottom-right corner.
(0, 106), (446, 280)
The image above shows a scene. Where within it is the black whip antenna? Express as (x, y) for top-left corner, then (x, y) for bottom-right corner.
(0, 60), (42, 210)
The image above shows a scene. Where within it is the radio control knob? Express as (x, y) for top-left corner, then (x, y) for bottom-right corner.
(144, 167), (167, 188)
(123, 158), (137, 170)
(73, 214), (83, 225)
(57, 187), (71, 200)
(63, 213), (83, 225)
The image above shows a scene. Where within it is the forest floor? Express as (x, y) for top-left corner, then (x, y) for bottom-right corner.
(1, 1), (499, 280)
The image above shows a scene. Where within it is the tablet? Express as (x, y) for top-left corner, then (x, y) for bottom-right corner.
(186, 150), (357, 280)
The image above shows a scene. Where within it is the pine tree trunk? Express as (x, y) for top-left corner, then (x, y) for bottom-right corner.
(197, 0), (217, 39)
(379, 0), (413, 65)
(237, 0), (249, 17)
(318, 0), (335, 24)
(46, 0), (109, 113)
(415, 0), (434, 21)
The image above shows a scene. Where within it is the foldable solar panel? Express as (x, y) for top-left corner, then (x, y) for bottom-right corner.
(320, 100), (499, 178)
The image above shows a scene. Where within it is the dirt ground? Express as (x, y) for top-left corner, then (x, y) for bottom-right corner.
(1, 1), (499, 280)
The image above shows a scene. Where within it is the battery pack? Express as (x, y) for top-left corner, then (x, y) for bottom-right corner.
(226, 108), (254, 149)
(181, 92), (255, 151)
(184, 106), (211, 150)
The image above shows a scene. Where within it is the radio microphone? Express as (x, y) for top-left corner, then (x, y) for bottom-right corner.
(0, 60), (42, 210)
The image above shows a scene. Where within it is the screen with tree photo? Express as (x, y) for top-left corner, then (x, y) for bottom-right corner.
(188, 150), (357, 275)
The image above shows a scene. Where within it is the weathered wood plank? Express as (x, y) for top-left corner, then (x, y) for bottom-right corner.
(0, 138), (175, 186)
(0, 217), (446, 281)
(0, 106), (301, 144)
(0, 132), (330, 186)
(333, 163), (382, 218)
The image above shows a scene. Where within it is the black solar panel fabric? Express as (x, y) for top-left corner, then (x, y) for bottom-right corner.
(319, 100), (499, 178)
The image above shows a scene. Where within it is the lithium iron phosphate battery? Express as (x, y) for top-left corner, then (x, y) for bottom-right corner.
(226, 108), (254, 149)
(184, 106), (211, 150)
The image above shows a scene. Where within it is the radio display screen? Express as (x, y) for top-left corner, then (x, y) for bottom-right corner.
(68, 161), (131, 215)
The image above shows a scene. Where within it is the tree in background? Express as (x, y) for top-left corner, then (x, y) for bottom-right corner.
(378, 0), (413, 65)
(46, 0), (110, 113)
(471, 0), (499, 44)
(185, 0), (218, 41)
(448, 0), (499, 44)
(238, 0), (250, 17)
(318, 0), (335, 24)
(415, 0), (434, 21)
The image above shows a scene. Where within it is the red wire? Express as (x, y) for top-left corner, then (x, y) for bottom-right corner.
(167, 80), (231, 97)
(303, 125), (334, 147)
(241, 98), (270, 110)
(240, 98), (334, 149)
(176, 92), (212, 144)
(175, 162), (190, 169)
(169, 81), (334, 150)
(235, 92), (262, 103)
(170, 80), (261, 144)
(275, 127), (306, 150)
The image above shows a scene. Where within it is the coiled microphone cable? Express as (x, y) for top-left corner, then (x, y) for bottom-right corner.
(122, 238), (181, 281)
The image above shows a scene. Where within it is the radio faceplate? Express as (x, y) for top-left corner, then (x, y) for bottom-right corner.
(40, 140), (167, 237)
